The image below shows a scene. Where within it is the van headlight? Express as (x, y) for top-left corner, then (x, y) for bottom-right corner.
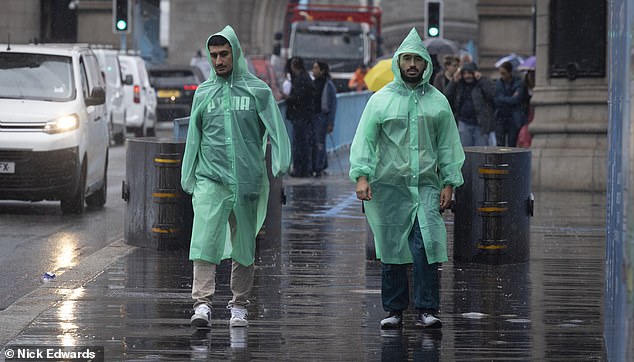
(44, 114), (79, 134)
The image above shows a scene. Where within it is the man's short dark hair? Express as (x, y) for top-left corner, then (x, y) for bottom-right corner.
(208, 35), (230, 47)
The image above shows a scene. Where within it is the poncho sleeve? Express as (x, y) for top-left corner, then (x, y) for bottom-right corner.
(256, 90), (291, 177)
(349, 95), (380, 182)
(180, 100), (205, 194)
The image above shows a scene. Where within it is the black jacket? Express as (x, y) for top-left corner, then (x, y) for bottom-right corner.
(445, 77), (496, 133)
(286, 71), (314, 121)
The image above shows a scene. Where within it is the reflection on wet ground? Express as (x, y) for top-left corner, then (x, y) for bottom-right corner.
(5, 170), (606, 360)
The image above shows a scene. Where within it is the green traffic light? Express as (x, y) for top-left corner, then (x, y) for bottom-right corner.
(428, 27), (439, 37)
(116, 19), (128, 31)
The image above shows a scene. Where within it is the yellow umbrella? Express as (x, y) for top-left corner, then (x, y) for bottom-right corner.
(364, 59), (394, 92)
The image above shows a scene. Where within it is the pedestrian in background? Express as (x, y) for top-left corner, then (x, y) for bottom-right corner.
(349, 28), (465, 330)
(444, 62), (495, 147)
(494, 61), (525, 147)
(311, 60), (337, 177)
(282, 58), (292, 97)
(285, 56), (315, 177)
(190, 49), (212, 81)
(517, 66), (535, 148)
(348, 64), (368, 92)
(432, 54), (460, 94)
(181, 25), (291, 329)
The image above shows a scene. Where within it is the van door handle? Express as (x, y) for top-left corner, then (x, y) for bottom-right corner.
(94, 116), (102, 122)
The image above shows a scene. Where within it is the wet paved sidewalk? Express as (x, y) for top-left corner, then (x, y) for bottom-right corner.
(0, 163), (606, 361)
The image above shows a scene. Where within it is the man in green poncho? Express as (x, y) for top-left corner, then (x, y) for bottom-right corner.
(350, 28), (465, 329)
(181, 25), (291, 329)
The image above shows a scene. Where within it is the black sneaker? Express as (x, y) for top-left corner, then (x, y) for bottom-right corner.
(415, 312), (442, 328)
(380, 311), (403, 329)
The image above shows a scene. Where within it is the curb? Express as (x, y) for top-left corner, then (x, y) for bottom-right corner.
(0, 239), (136, 347)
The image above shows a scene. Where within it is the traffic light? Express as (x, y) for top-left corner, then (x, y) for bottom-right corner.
(426, 0), (442, 38)
(113, 0), (131, 34)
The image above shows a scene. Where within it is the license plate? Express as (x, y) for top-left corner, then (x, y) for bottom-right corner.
(0, 161), (15, 174)
(158, 90), (181, 98)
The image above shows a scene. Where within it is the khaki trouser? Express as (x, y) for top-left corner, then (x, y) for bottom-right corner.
(192, 259), (254, 309)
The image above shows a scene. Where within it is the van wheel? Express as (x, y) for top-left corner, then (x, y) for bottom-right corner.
(147, 127), (156, 137)
(114, 130), (125, 145)
(134, 125), (144, 137)
(86, 155), (108, 209)
(108, 117), (114, 145)
(61, 163), (86, 215)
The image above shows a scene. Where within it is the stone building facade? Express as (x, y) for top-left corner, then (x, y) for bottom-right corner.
(0, 0), (609, 191)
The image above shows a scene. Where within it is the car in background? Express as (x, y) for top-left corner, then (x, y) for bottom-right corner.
(148, 65), (203, 127)
(247, 55), (283, 100)
(92, 48), (126, 144)
(0, 44), (109, 214)
(118, 54), (157, 137)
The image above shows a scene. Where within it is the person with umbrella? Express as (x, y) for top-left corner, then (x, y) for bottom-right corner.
(350, 28), (464, 330)
(517, 56), (536, 147)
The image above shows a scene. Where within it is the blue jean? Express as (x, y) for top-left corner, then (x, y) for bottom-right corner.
(381, 218), (440, 312)
(458, 120), (488, 147)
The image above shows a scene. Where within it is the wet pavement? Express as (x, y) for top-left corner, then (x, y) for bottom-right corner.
(0, 153), (607, 361)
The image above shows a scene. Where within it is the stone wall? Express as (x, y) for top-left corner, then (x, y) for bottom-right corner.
(477, 0), (534, 76)
(0, 0), (40, 44)
(529, 0), (608, 191)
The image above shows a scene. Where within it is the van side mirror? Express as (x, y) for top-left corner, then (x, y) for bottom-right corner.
(123, 74), (133, 85)
(86, 86), (106, 106)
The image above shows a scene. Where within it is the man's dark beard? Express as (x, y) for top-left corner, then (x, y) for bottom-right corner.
(400, 69), (423, 84)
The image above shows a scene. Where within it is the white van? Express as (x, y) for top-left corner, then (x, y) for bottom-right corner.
(0, 44), (109, 214)
(118, 54), (157, 137)
(93, 48), (126, 145)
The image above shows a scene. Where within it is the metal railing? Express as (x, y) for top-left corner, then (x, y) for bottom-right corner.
(175, 91), (372, 153)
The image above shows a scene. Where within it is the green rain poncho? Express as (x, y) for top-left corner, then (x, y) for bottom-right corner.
(181, 26), (291, 266)
(349, 28), (465, 264)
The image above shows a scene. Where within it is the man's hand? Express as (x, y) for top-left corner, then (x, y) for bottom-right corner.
(440, 185), (453, 211)
(355, 176), (372, 201)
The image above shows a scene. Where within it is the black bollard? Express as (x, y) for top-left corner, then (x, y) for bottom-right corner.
(454, 147), (533, 263)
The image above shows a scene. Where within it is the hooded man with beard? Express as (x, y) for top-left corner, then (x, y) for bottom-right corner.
(349, 28), (465, 330)
(182, 25), (291, 329)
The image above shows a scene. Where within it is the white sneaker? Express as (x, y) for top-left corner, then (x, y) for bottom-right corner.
(416, 312), (442, 328)
(380, 311), (403, 329)
(229, 306), (248, 327)
(191, 304), (211, 328)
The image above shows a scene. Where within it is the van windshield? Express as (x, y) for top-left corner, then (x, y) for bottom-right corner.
(0, 53), (74, 101)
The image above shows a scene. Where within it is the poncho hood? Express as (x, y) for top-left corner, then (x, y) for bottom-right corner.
(205, 25), (249, 81)
(391, 28), (433, 88)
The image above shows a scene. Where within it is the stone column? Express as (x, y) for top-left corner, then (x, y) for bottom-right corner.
(530, 0), (608, 191)
(476, 0), (534, 76)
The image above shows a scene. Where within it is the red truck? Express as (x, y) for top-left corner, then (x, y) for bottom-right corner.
(283, 3), (382, 92)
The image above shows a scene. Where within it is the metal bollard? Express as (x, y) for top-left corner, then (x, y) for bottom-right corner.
(123, 138), (192, 250)
(454, 147), (533, 263)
